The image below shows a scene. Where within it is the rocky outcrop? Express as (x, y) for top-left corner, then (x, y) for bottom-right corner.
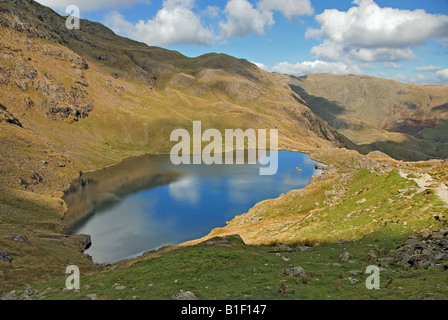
(283, 266), (306, 277)
(0, 45), (37, 91)
(394, 229), (448, 269)
(69, 234), (92, 252)
(0, 104), (22, 127)
(41, 44), (88, 70)
(36, 74), (93, 122)
(198, 234), (246, 247)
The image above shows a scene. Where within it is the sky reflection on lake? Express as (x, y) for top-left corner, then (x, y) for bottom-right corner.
(66, 151), (321, 264)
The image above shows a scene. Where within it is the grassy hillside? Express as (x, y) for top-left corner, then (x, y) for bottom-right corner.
(285, 73), (448, 161)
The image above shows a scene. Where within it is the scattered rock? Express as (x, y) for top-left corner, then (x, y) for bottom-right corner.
(357, 198), (367, 205)
(339, 252), (351, 262)
(115, 286), (126, 291)
(30, 170), (42, 182)
(283, 266), (306, 277)
(0, 249), (13, 263)
(366, 251), (377, 263)
(329, 263), (341, 267)
(377, 258), (394, 267)
(349, 270), (362, 276)
(345, 277), (359, 284)
(1, 291), (18, 300)
(87, 294), (97, 300)
(12, 234), (32, 246)
(171, 291), (198, 300)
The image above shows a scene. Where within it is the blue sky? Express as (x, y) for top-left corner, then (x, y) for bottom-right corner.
(37, 0), (448, 84)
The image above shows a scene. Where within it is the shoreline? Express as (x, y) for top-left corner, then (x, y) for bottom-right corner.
(62, 148), (327, 265)
(61, 147), (325, 265)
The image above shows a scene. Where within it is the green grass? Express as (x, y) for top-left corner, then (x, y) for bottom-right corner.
(25, 230), (448, 300)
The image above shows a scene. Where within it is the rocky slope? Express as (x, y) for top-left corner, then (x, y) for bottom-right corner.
(285, 73), (448, 161)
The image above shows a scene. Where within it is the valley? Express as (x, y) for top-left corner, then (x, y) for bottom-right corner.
(0, 0), (447, 301)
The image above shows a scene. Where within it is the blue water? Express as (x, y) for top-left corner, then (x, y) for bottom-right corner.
(68, 151), (321, 263)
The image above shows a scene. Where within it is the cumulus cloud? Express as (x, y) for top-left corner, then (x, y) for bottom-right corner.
(384, 62), (403, 69)
(203, 5), (221, 19)
(415, 65), (444, 72)
(36, 0), (147, 12)
(104, 0), (215, 46)
(310, 40), (415, 62)
(306, 0), (448, 62)
(436, 69), (448, 81)
(272, 60), (362, 77)
(219, 0), (274, 38)
(258, 0), (314, 20)
(218, 0), (314, 38)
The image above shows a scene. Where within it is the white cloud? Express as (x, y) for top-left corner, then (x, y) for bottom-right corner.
(36, 0), (148, 12)
(104, 0), (216, 46)
(307, 0), (448, 62)
(272, 60), (362, 77)
(203, 5), (221, 19)
(436, 69), (448, 81)
(417, 74), (426, 81)
(251, 61), (270, 71)
(310, 40), (415, 62)
(219, 0), (274, 38)
(258, 0), (314, 20)
(384, 62), (403, 69)
(415, 65), (444, 72)
(168, 176), (200, 205)
(348, 47), (415, 62)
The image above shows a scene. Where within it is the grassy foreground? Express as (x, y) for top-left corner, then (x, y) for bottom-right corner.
(20, 230), (448, 300)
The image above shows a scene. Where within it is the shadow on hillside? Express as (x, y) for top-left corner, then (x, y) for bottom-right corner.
(288, 83), (353, 131)
(432, 103), (448, 113)
(359, 136), (448, 161)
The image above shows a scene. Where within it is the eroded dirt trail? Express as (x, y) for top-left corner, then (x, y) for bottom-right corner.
(399, 170), (448, 205)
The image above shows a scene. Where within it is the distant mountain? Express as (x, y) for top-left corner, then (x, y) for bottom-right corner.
(0, 0), (355, 194)
(286, 73), (448, 161)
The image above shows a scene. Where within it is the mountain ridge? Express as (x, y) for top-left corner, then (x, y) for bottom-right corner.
(285, 73), (448, 161)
